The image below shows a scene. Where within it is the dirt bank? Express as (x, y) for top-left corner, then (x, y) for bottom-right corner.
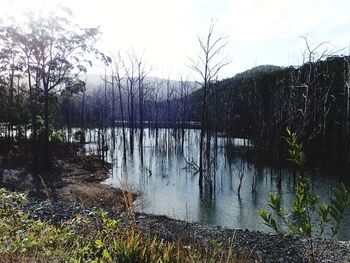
(0, 142), (128, 212)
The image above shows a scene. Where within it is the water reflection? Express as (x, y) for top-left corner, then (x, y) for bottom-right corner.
(83, 128), (350, 240)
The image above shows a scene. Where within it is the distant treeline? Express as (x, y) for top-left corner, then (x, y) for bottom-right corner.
(59, 78), (197, 130)
(189, 58), (350, 170)
(58, 57), (350, 170)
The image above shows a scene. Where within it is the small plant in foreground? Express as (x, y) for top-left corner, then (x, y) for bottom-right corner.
(258, 128), (350, 262)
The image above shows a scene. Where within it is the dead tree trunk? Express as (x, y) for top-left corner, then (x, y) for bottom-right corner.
(189, 21), (229, 191)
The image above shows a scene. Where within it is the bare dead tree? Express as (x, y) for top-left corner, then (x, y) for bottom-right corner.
(297, 37), (340, 161)
(132, 51), (151, 164)
(178, 76), (196, 150)
(164, 75), (176, 154)
(110, 67), (116, 149)
(165, 75), (176, 127)
(112, 52), (127, 162)
(148, 78), (164, 146)
(123, 52), (137, 155)
(189, 21), (230, 192)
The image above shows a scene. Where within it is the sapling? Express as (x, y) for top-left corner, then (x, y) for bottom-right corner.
(258, 128), (350, 262)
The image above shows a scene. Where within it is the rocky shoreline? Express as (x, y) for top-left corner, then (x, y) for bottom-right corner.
(20, 195), (350, 263)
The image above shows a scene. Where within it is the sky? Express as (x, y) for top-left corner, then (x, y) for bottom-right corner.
(1, 0), (350, 81)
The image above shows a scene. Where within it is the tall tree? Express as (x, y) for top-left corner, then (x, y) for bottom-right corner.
(23, 11), (99, 165)
(189, 21), (229, 191)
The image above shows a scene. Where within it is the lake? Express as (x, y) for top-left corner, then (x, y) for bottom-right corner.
(82, 127), (350, 240)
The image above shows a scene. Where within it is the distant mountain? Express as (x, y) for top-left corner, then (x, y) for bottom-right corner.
(231, 65), (283, 80)
(82, 73), (199, 99)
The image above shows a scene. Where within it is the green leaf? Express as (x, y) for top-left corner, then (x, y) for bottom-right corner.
(95, 239), (103, 247)
(102, 248), (110, 259)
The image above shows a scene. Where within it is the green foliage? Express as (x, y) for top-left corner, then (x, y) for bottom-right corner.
(258, 128), (350, 239)
(51, 131), (65, 143)
(32, 115), (52, 138)
(74, 130), (86, 144)
(285, 128), (305, 167)
(34, 115), (45, 138)
(31, 115), (64, 142)
(258, 208), (278, 232)
(0, 189), (243, 263)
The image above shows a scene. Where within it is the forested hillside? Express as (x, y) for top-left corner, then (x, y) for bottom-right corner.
(189, 57), (350, 170)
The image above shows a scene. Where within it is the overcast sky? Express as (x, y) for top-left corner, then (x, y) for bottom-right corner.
(2, 0), (350, 80)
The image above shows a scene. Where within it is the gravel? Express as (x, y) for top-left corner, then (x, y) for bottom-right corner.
(20, 196), (350, 263)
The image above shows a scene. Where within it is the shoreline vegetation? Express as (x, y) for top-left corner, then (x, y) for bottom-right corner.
(0, 141), (349, 263)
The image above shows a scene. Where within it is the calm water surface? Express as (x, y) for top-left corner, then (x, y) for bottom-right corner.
(83, 128), (350, 240)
